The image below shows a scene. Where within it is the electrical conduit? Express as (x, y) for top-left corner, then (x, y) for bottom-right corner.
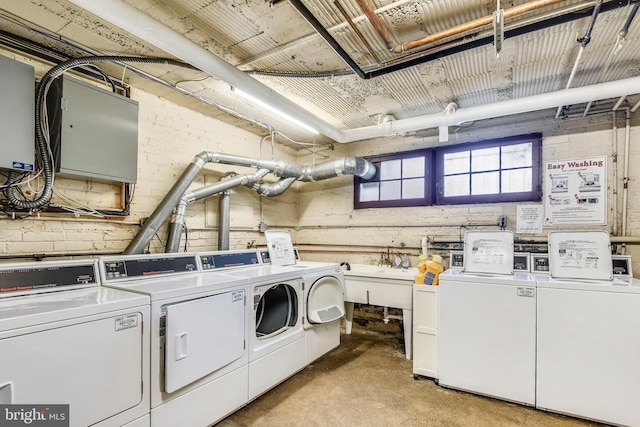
(69, 0), (640, 144)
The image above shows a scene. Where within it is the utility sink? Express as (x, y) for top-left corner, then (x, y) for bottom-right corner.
(342, 263), (418, 360)
(344, 264), (418, 280)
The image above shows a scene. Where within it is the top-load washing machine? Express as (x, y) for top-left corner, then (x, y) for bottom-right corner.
(198, 249), (305, 401)
(535, 231), (640, 426)
(0, 259), (150, 427)
(99, 253), (249, 427)
(439, 231), (537, 406)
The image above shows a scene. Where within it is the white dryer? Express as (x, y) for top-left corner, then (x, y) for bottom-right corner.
(99, 253), (249, 427)
(288, 258), (345, 365)
(0, 259), (150, 427)
(198, 250), (305, 401)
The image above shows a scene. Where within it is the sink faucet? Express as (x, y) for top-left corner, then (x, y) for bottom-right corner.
(378, 250), (392, 267)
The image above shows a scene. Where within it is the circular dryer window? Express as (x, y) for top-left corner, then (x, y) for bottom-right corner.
(255, 284), (298, 340)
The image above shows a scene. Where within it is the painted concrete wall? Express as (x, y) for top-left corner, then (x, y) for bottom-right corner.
(0, 51), (298, 259)
(296, 109), (640, 276)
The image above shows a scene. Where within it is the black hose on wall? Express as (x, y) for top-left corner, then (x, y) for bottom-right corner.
(3, 55), (197, 210)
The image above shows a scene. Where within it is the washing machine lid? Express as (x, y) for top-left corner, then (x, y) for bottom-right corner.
(228, 265), (302, 283)
(548, 231), (612, 280)
(0, 287), (149, 332)
(463, 230), (514, 275)
(307, 276), (345, 324)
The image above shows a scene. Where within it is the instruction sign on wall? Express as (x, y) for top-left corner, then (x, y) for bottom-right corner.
(544, 156), (606, 225)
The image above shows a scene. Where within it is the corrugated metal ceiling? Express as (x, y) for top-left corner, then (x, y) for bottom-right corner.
(0, 0), (638, 148)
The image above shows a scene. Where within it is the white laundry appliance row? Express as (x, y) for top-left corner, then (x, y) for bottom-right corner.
(0, 246), (345, 427)
(439, 231), (640, 427)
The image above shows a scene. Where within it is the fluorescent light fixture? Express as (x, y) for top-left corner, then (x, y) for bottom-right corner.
(232, 87), (319, 134)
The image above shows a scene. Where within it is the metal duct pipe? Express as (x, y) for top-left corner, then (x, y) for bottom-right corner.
(218, 188), (231, 251)
(252, 177), (299, 197)
(164, 169), (270, 253)
(128, 150), (375, 254)
(200, 152), (305, 177)
(124, 153), (209, 254)
(301, 157), (376, 181)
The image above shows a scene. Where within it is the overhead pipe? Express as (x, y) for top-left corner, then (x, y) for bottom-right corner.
(67, 0), (350, 142)
(70, 0), (638, 146)
(583, 1), (639, 116)
(555, 0), (603, 119)
(338, 74), (640, 142)
(289, 0), (367, 79)
(334, 0), (381, 64)
(354, 0), (395, 50)
(392, 0), (565, 53)
(622, 109), (631, 238)
(612, 111), (618, 235)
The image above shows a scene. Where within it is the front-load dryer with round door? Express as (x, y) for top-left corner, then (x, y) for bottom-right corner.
(289, 260), (345, 365)
(100, 253), (249, 427)
(198, 250), (305, 401)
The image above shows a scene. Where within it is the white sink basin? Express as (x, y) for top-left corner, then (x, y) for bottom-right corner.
(344, 263), (418, 281)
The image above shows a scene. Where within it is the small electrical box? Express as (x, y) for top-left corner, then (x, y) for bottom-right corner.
(0, 55), (34, 173)
(47, 75), (138, 183)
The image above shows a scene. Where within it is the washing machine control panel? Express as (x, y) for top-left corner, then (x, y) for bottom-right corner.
(0, 259), (98, 297)
(199, 250), (261, 271)
(531, 253), (550, 273)
(101, 254), (198, 282)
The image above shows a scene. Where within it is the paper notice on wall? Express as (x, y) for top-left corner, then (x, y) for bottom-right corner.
(264, 230), (296, 266)
(544, 156), (606, 225)
(516, 205), (543, 234)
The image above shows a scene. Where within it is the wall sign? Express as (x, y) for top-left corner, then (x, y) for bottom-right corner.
(544, 156), (606, 226)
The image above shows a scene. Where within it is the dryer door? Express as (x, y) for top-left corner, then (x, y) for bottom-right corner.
(307, 276), (345, 324)
(164, 289), (245, 393)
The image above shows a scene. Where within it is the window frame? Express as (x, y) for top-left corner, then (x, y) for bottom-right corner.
(434, 134), (542, 205)
(354, 149), (433, 209)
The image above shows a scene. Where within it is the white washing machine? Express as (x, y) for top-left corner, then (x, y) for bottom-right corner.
(99, 253), (249, 427)
(535, 231), (640, 426)
(0, 259), (150, 427)
(439, 231), (538, 406)
(198, 250), (305, 401)
(281, 258), (345, 365)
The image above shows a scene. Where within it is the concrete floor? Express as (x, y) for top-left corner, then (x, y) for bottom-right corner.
(217, 327), (604, 427)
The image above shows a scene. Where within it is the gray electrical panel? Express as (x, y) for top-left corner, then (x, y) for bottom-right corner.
(47, 75), (139, 183)
(0, 55), (35, 173)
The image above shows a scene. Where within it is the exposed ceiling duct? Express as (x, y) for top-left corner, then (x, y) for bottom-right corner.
(68, 0), (640, 145)
(125, 152), (376, 254)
